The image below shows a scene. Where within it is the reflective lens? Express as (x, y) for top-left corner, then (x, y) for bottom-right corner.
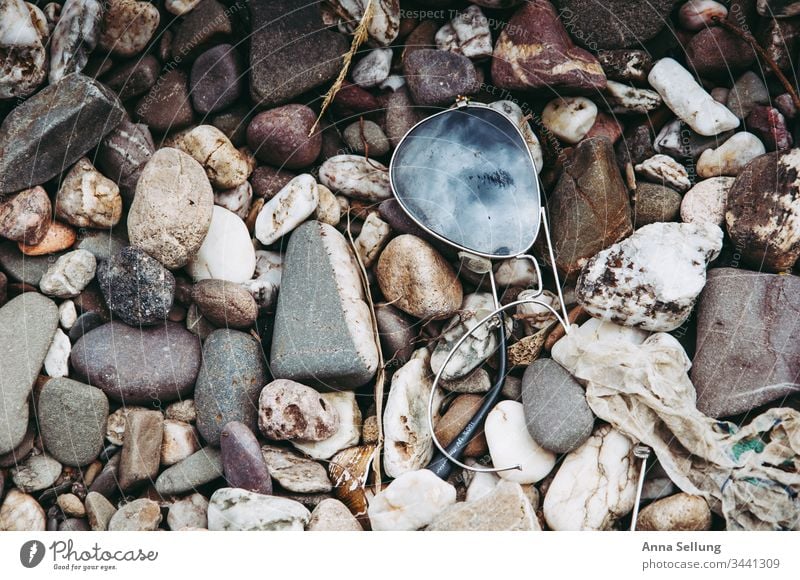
(390, 105), (541, 257)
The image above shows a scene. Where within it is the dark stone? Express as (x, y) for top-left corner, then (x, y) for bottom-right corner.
(331, 81), (383, 120)
(68, 311), (106, 343)
(210, 104), (250, 147)
(189, 44), (244, 115)
(545, 137), (633, 281)
(746, 106), (793, 151)
(0, 74), (125, 194)
(195, 329), (268, 447)
(250, 166), (296, 199)
(103, 55), (160, 100)
(633, 183), (682, 227)
(556, 0), (676, 49)
(491, 0), (606, 94)
(522, 359), (594, 453)
(246, 105), (321, 169)
(171, 0), (233, 62)
(404, 49), (478, 107)
(220, 421), (272, 495)
(597, 49), (653, 84)
(684, 1), (758, 78)
(38, 378), (109, 467)
(725, 150), (800, 272)
(88, 453), (121, 498)
(73, 229), (129, 262)
(655, 119), (734, 161)
(97, 246), (175, 326)
(375, 303), (418, 365)
(134, 70), (194, 133)
(95, 118), (155, 203)
(70, 321), (201, 404)
(692, 268), (800, 418)
(249, 0), (349, 107)
(757, 0), (800, 17)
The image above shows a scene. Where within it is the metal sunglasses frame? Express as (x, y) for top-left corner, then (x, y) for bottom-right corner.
(388, 98), (573, 475)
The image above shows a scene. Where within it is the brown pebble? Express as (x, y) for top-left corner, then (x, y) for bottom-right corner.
(18, 221), (76, 256)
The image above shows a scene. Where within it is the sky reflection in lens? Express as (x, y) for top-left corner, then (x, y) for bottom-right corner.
(390, 106), (540, 257)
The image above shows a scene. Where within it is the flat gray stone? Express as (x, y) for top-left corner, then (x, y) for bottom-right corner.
(11, 454), (62, 492)
(38, 377), (109, 467)
(0, 73), (124, 194)
(692, 268), (800, 418)
(270, 221), (378, 389)
(73, 229), (128, 262)
(195, 329), (267, 447)
(0, 293), (58, 454)
(0, 242), (60, 286)
(155, 447), (223, 496)
(521, 358), (594, 454)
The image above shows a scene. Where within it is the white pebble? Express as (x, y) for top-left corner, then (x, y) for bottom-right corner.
(604, 80), (662, 114)
(44, 328), (71, 377)
(696, 131), (765, 178)
(635, 154), (691, 193)
(187, 205), (256, 283)
(678, 0), (728, 31)
(58, 299), (77, 330)
(318, 155), (391, 202)
(648, 58), (739, 136)
(542, 97), (597, 144)
(351, 48), (392, 88)
(354, 212), (391, 268)
(255, 174), (319, 245)
(291, 392), (361, 460)
(368, 469), (457, 531)
(485, 400), (556, 484)
(39, 249), (96, 298)
(681, 176), (736, 226)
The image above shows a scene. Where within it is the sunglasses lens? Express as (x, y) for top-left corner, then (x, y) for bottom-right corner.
(390, 105), (540, 257)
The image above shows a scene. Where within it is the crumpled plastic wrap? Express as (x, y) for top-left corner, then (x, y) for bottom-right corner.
(552, 328), (800, 531)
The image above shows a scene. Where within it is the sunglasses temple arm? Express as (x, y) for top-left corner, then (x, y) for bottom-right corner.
(540, 206), (571, 327)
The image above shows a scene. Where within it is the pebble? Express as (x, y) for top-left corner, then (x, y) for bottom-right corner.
(680, 177), (735, 226)
(343, 120), (390, 158)
(748, 105), (793, 151)
(548, 137), (633, 280)
(377, 235), (463, 320)
(103, 54), (159, 100)
(70, 321), (201, 404)
(161, 419), (200, 466)
(38, 377), (108, 466)
(383, 350), (443, 478)
(105, 407), (145, 446)
(19, 221), (76, 256)
(57, 493), (86, 518)
(313, 184), (341, 226)
(352, 48), (393, 88)
(0, 0), (47, 99)
(368, 469), (457, 531)
(697, 132), (766, 178)
(560, 0), (674, 48)
(97, 246), (175, 325)
(208, 488), (310, 531)
(170, 0), (232, 60)
(328, 0), (399, 46)
(692, 268), (800, 417)
(254, 174), (319, 246)
(725, 149), (800, 271)
(108, 498), (162, 531)
(189, 44), (243, 114)
(634, 154), (691, 193)
(11, 454), (62, 492)
(290, 392), (361, 460)
(521, 359), (594, 454)
(433, 394), (488, 458)
(167, 493), (208, 530)
(577, 222), (723, 332)
(248, 0), (348, 107)
(543, 425), (638, 530)
(634, 183), (683, 228)
(542, 97), (597, 145)
(435, 5), (493, 59)
(404, 48), (479, 107)
(191, 279), (257, 329)
(441, 368), (492, 394)
(42, 327), (70, 377)
(491, 0), (606, 93)
(318, 155), (391, 202)
(177, 126), (251, 190)
(55, 157), (122, 228)
(0, 186), (51, 245)
(353, 213), (391, 268)
(0, 293), (58, 455)
(270, 221), (379, 389)
(684, 16), (756, 78)
(95, 118), (154, 202)
(636, 493), (712, 531)
(188, 206), (256, 283)
(247, 104), (321, 169)
(134, 70), (194, 132)
(678, 0), (728, 30)
(727, 71), (770, 119)
(118, 409), (163, 490)
(648, 58), (739, 137)
(49, 0), (102, 84)
(166, 399), (197, 424)
(654, 119), (733, 160)
(59, 300), (77, 329)
(0, 489), (46, 531)
(603, 81), (662, 115)
(485, 401), (556, 484)
(215, 182), (253, 220)
(428, 481), (537, 531)
(0, 73), (124, 195)
(195, 328), (267, 446)
(97, 0), (158, 57)
(307, 498), (362, 531)
(128, 148), (214, 269)
(85, 491), (116, 530)
(260, 445), (332, 494)
(258, 379), (340, 442)
(155, 448), (223, 496)
(597, 49), (652, 84)
(220, 422), (272, 495)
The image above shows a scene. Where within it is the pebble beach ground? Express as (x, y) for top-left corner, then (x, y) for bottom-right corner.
(0, 0), (799, 533)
